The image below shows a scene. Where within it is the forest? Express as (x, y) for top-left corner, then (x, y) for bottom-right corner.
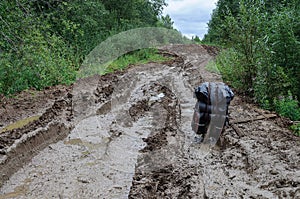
(0, 0), (299, 123)
(0, 0), (172, 95)
(203, 0), (300, 121)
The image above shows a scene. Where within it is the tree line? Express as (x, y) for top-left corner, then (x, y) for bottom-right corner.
(0, 0), (173, 95)
(203, 0), (300, 121)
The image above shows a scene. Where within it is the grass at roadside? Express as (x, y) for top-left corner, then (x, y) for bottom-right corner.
(104, 48), (171, 74)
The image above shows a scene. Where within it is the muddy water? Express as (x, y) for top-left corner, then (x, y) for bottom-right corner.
(1, 44), (300, 199)
(0, 116), (40, 133)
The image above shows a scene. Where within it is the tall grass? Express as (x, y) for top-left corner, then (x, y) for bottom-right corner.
(104, 48), (170, 74)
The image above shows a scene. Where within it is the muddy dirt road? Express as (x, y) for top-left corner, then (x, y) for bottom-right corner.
(1, 44), (300, 198)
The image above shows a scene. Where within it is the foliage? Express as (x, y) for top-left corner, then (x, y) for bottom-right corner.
(0, 1), (77, 94)
(0, 0), (171, 95)
(205, 60), (220, 74)
(192, 36), (201, 43)
(157, 14), (174, 29)
(274, 92), (300, 121)
(290, 123), (300, 136)
(203, 0), (300, 120)
(214, 49), (245, 90)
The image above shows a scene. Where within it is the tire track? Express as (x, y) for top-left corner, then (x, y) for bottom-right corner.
(1, 44), (299, 199)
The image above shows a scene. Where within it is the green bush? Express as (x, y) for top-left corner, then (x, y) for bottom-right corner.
(274, 92), (300, 121)
(0, 28), (77, 95)
(215, 49), (245, 90)
(291, 123), (300, 136)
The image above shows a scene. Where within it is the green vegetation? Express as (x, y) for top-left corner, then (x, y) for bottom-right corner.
(105, 49), (170, 74)
(274, 92), (300, 121)
(291, 123), (300, 136)
(205, 60), (221, 74)
(192, 36), (201, 43)
(0, 0), (173, 95)
(203, 0), (300, 134)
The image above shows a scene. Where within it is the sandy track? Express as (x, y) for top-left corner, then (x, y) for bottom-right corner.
(0, 44), (300, 199)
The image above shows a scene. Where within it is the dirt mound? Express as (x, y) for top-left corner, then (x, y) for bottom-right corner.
(0, 85), (70, 128)
(0, 44), (299, 198)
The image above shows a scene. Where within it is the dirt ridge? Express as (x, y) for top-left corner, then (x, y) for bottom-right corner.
(0, 92), (73, 187)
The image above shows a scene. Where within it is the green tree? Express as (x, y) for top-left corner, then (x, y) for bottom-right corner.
(0, 0), (170, 95)
(204, 0), (300, 115)
(192, 36), (201, 43)
(157, 14), (174, 29)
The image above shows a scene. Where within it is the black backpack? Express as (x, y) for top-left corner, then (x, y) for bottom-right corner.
(191, 82), (234, 135)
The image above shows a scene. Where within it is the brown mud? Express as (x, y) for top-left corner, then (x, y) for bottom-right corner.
(0, 44), (299, 199)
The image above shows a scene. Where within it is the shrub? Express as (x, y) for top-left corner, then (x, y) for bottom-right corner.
(215, 49), (245, 90)
(291, 123), (300, 136)
(0, 29), (77, 95)
(274, 91), (300, 121)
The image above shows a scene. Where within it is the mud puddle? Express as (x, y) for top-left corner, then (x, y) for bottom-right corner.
(1, 44), (300, 199)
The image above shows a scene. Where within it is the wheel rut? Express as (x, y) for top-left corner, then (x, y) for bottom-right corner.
(1, 44), (299, 199)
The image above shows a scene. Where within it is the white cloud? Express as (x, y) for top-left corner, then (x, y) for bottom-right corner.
(163, 0), (218, 39)
(164, 0), (217, 14)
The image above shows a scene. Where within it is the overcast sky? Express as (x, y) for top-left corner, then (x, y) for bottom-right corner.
(163, 0), (218, 39)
